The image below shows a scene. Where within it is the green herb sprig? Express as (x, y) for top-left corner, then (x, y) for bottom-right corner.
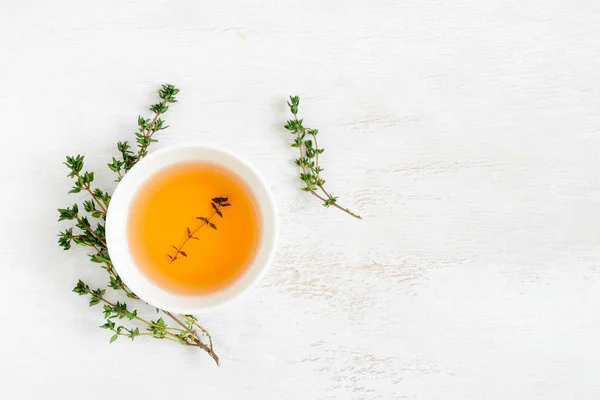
(107, 84), (179, 181)
(58, 84), (219, 365)
(284, 96), (362, 219)
(168, 197), (231, 263)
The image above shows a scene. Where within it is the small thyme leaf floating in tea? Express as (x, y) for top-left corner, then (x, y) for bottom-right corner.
(58, 84), (220, 365)
(168, 197), (231, 263)
(284, 96), (362, 219)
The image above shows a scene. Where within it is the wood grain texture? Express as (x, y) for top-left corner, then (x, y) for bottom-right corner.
(1, 1), (600, 399)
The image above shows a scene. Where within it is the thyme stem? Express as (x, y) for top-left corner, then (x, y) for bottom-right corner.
(285, 96), (362, 219)
(60, 84), (219, 365)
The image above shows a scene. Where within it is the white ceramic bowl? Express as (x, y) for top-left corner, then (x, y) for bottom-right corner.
(106, 144), (278, 313)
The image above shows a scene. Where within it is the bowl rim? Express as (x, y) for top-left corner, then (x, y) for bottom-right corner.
(105, 143), (278, 314)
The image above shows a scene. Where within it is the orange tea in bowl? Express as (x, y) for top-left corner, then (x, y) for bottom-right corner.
(127, 161), (261, 295)
(107, 144), (277, 313)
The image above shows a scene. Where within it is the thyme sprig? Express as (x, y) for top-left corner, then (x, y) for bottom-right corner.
(284, 96), (362, 219)
(58, 84), (220, 365)
(107, 84), (179, 181)
(168, 197), (231, 263)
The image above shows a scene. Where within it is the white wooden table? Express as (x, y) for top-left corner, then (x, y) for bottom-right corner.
(1, 1), (599, 399)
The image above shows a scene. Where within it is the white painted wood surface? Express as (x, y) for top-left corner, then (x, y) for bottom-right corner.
(1, 1), (600, 398)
